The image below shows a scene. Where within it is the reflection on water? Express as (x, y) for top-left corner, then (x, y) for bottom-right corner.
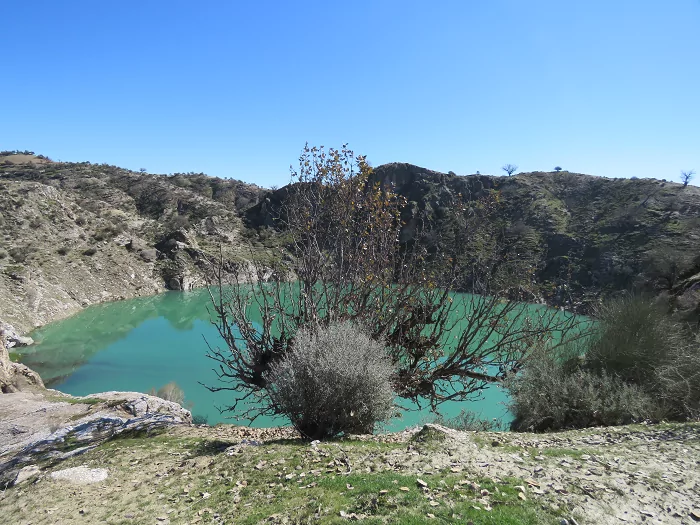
(14, 288), (576, 429)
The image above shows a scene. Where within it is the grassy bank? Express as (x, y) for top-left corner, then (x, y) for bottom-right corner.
(4, 422), (700, 524)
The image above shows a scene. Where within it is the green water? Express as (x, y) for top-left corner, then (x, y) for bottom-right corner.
(14, 288), (576, 430)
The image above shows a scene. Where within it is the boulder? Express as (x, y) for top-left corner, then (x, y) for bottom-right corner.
(13, 465), (41, 485)
(139, 248), (158, 262)
(0, 321), (34, 348)
(50, 466), (108, 484)
(0, 390), (191, 487)
(0, 334), (44, 393)
(88, 391), (192, 422)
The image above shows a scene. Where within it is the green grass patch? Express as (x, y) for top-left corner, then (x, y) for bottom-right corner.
(83, 435), (564, 524)
(44, 394), (105, 405)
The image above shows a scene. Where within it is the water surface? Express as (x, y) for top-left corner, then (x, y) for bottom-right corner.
(15, 288), (573, 430)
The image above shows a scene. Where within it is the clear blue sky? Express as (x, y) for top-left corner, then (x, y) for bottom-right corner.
(1, 0), (698, 187)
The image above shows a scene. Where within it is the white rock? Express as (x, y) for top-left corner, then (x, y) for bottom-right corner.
(50, 466), (108, 484)
(14, 465), (41, 485)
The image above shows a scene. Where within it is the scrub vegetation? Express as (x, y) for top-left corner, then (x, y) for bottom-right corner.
(507, 295), (700, 431)
(205, 145), (700, 439)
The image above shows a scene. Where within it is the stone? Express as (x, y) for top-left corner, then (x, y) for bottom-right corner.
(13, 465), (41, 485)
(139, 248), (158, 262)
(0, 335), (44, 393)
(50, 466), (108, 484)
(1, 322), (34, 348)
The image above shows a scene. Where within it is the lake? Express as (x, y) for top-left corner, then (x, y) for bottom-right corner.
(14, 287), (575, 431)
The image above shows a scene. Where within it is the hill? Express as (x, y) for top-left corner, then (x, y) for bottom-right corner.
(247, 163), (700, 317)
(2, 153), (700, 335)
(378, 163), (700, 314)
(0, 153), (267, 333)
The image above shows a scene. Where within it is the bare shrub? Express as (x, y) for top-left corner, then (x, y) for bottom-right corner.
(508, 296), (700, 431)
(264, 322), (395, 439)
(192, 414), (209, 425)
(507, 344), (660, 432)
(586, 296), (690, 388)
(206, 144), (585, 425)
(149, 381), (186, 406)
(425, 410), (504, 432)
(656, 330), (700, 420)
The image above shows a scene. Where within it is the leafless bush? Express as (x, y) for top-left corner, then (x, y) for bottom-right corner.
(586, 296), (690, 388)
(425, 410), (504, 432)
(508, 296), (700, 431)
(149, 381), (186, 406)
(656, 329), (700, 420)
(264, 322), (395, 439)
(205, 144), (586, 425)
(507, 343), (661, 431)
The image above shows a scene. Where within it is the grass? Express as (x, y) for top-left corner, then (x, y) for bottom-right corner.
(44, 394), (105, 405)
(1, 432), (566, 524)
(534, 447), (596, 460)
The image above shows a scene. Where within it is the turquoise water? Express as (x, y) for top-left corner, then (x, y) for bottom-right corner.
(13, 288), (570, 430)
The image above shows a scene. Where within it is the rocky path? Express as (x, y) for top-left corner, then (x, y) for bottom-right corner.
(382, 423), (700, 524)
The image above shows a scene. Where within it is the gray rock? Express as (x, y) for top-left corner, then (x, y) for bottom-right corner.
(0, 390), (190, 487)
(139, 248), (158, 262)
(1, 322), (34, 348)
(13, 465), (41, 485)
(0, 335), (44, 393)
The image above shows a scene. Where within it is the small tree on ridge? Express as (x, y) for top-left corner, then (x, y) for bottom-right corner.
(502, 164), (518, 176)
(681, 170), (695, 187)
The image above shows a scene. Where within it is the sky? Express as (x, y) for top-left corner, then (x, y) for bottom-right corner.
(1, 0), (698, 188)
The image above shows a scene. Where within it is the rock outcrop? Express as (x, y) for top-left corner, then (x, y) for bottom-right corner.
(0, 332), (44, 393)
(0, 156), (266, 333)
(0, 390), (192, 487)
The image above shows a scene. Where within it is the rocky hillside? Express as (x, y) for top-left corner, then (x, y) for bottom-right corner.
(376, 164), (700, 317)
(2, 152), (699, 335)
(0, 153), (267, 333)
(248, 163), (700, 316)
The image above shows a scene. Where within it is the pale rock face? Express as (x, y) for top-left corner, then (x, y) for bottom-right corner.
(13, 465), (41, 485)
(1, 390), (191, 487)
(0, 321), (34, 348)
